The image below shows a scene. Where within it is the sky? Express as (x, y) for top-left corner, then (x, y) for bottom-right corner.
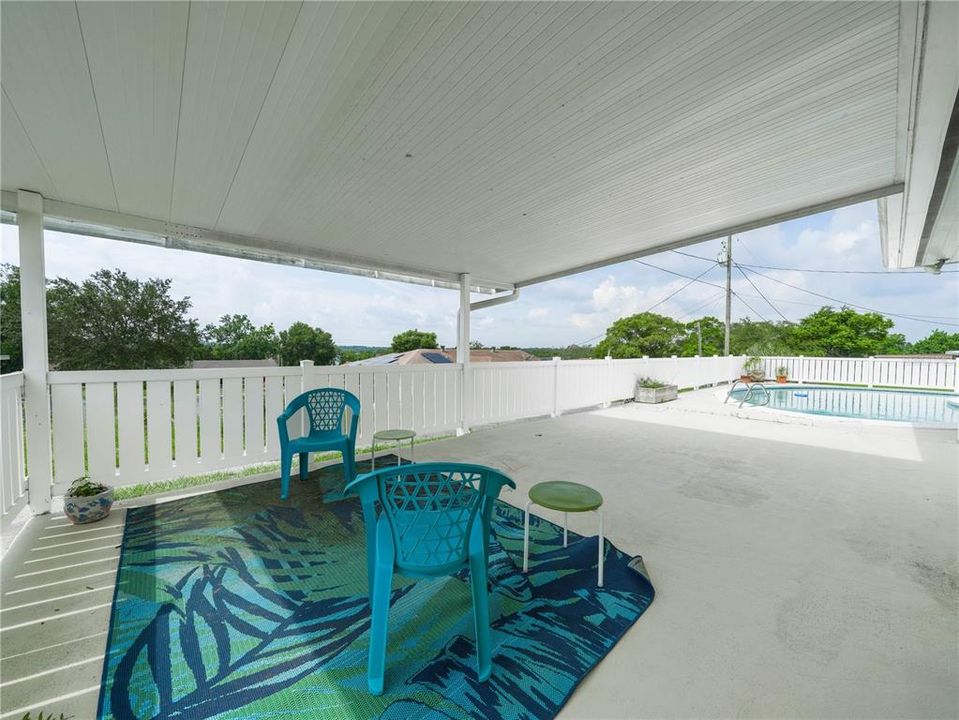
(1, 200), (956, 346)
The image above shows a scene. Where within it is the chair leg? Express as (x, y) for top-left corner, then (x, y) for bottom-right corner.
(596, 508), (605, 588)
(469, 549), (493, 682)
(523, 501), (533, 573)
(368, 525), (394, 695)
(280, 450), (292, 500)
(298, 452), (309, 481)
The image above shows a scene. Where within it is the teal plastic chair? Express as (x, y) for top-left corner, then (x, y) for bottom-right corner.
(277, 388), (360, 500)
(345, 462), (516, 695)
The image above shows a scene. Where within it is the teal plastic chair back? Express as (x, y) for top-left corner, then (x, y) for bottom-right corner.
(345, 462), (515, 695)
(277, 388), (360, 500)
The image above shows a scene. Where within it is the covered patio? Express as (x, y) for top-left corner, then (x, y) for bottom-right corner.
(2, 1), (958, 718)
(2, 397), (956, 718)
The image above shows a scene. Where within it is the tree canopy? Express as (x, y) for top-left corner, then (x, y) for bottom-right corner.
(788, 307), (906, 357)
(0, 265), (22, 373)
(594, 312), (686, 358)
(391, 329), (438, 353)
(46, 269), (201, 370)
(278, 322), (336, 366)
(909, 329), (959, 354)
(201, 314), (279, 361)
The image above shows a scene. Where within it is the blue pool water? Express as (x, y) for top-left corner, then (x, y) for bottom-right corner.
(729, 385), (959, 425)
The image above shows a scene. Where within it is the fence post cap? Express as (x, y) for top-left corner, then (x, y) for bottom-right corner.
(552, 356), (561, 362)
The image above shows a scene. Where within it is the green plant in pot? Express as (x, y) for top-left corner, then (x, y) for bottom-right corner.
(743, 356), (765, 382)
(775, 365), (789, 383)
(63, 476), (114, 524)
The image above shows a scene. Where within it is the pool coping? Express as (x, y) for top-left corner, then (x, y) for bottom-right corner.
(712, 384), (959, 430)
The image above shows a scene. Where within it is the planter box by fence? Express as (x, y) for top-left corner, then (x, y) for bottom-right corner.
(634, 384), (678, 403)
(2, 354), (955, 504)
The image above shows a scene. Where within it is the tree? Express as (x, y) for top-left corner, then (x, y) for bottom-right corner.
(45, 269), (201, 370)
(675, 316), (725, 356)
(337, 347), (379, 364)
(594, 312), (685, 358)
(910, 330), (959, 354)
(278, 322), (336, 366)
(390, 328), (438, 353)
(729, 319), (793, 355)
(788, 306), (906, 357)
(202, 314), (278, 360)
(0, 264), (23, 373)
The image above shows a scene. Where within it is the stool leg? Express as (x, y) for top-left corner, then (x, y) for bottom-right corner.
(596, 509), (604, 588)
(396, 440), (401, 466)
(523, 501), (533, 573)
(410, 437), (415, 463)
(372, 443), (376, 471)
(563, 512), (568, 548)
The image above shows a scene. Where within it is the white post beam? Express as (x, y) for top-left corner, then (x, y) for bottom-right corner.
(17, 190), (52, 514)
(457, 273), (471, 435)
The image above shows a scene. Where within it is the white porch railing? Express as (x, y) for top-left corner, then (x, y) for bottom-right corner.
(0, 372), (27, 533)
(41, 356), (740, 492)
(2, 353), (956, 506)
(760, 356), (957, 391)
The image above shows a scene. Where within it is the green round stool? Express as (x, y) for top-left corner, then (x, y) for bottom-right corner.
(371, 429), (416, 470)
(523, 481), (605, 587)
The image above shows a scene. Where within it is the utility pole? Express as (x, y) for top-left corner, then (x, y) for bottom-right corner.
(724, 236), (732, 355)
(696, 321), (702, 356)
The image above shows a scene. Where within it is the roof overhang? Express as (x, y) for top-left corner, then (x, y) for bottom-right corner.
(0, 2), (944, 286)
(879, 1), (959, 270)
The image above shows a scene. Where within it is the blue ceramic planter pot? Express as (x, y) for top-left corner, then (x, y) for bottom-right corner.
(64, 487), (114, 524)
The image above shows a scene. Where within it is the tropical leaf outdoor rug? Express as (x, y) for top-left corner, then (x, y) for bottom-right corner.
(97, 457), (655, 720)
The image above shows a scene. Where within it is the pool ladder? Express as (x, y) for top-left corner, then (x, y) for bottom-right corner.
(725, 379), (770, 408)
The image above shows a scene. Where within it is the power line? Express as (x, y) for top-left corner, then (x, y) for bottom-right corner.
(575, 263), (717, 345)
(638, 257), (959, 325)
(737, 265), (959, 327)
(645, 264), (715, 313)
(671, 249), (959, 275)
(636, 258), (768, 321)
(735, 263), (791, 323)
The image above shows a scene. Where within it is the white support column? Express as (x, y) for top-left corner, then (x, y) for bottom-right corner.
(867, 356), (875, 388)
(17, 190), (52, 514)
(457, 273), (471, 435)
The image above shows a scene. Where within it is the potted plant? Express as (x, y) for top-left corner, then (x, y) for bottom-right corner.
(634, 377), (678, 403)
(775, 365), (789, 383)
(742, 356), (765, 382)
(63, 476), (114, 524)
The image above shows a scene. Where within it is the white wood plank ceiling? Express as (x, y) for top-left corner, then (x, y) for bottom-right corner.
(1, 1), (908, 287)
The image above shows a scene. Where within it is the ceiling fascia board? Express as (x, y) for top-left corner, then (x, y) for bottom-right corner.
(515, 183), (904, 288)
(0, 191), (509, 294)
(886, 0), (959, 268)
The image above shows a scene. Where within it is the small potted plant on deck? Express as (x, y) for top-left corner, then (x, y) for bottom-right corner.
(742, 356), (765, 382)
(63, 476), (114, 524)
(775, 365), (789, 383)
(634, 377), (678, 403)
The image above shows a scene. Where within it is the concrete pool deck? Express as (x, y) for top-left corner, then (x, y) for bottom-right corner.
(1, 390), (956, 718)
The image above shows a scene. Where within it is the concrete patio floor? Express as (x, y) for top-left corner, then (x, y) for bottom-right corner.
(1, 391), (956, 719)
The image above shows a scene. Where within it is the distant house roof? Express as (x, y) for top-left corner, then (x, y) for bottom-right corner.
(191, 359), (278, 369)
(348, 348), (540, 366)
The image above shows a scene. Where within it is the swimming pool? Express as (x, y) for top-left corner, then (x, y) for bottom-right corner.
(728, 385), (959, 426)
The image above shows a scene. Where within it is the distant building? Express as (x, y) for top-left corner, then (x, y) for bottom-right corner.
(348, 347), (540, 366)
(191, 359), (278, 369)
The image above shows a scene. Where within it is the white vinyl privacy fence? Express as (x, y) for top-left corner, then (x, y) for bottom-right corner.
(760, 355), (958, 390)
(1, 354), (956, 502)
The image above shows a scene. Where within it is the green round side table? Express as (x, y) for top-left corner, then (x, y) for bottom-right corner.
(523, 480), (605, 587)
(371, 429), (416, 469)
